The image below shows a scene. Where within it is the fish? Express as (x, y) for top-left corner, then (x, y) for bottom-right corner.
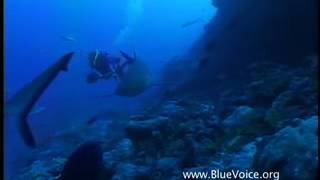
(29, 106), (46, 116)
(5, 52), (74, 148)
(181, 17), (202, 28)
(115, 50), (152, 97)
(59, 142), (113, 180)
(98, 50), (176, 98)
(86, 109), (129, 125)
(99, 50), (176, 98)
(198, 57), (210, 70)
(61, 35), (76, 42)
(87, 111), (117, 125)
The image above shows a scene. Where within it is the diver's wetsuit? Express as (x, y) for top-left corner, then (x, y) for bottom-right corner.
(88, 51), (112, 75)
(87, 50), (127, 83)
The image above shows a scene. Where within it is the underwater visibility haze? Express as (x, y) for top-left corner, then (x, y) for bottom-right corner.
(4, 0), (318, 180)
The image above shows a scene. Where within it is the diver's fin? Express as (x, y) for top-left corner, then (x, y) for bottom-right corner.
(5, 52), (75, 148)
(120, 50), (135, 63)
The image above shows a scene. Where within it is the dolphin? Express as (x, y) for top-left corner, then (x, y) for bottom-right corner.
(5, 52), (75, 148)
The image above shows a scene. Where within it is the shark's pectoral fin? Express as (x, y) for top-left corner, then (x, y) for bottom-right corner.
(18, 117), (36, 148)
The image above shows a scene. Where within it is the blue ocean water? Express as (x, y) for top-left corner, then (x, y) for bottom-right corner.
(5, 0), (318, 180)
(5, 0), (215, 179)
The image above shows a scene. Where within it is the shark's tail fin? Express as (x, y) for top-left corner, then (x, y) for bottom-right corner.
(18, 117), (36, 148)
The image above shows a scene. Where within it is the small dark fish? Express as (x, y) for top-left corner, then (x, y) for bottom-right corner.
(86, 112), (109, 125)
(29, 106), (46, 116)
(205, 40), (217, 52)
(61, 35), (76, 42)
(198, 57), (210, 69)
(216, 74), (227, 80)
(86, 110), (125, 125)
(181, 17), (202, 28)
(60, 142), (107, 180)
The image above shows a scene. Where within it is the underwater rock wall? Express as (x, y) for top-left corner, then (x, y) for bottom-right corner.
(163, 0), (318, 95)
(11, 1), (318, 179)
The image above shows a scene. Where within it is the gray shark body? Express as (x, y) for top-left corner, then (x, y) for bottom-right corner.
(5, 52), (74, 148)
(116, 50), (152, 97)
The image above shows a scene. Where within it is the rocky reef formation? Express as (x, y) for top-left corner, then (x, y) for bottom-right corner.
(14, 0), (318, 179)
(253, 116), (318, 180)
(163, 0), (318, 97)
(17, 58), (318, 178)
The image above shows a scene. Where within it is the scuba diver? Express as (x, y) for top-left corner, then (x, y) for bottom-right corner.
(86, 50), (134, 84)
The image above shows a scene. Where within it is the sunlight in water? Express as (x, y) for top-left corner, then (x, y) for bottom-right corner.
(113, 0), (144, 46)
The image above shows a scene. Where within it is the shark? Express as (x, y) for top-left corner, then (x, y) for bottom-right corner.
(5, 52), (75, 148)
(114, 50), (152, 97)
(99, 50), (177, 98)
